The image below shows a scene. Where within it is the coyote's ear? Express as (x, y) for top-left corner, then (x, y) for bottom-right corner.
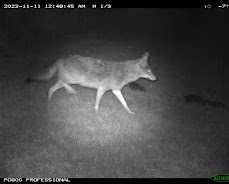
(139, 52), (149, 67)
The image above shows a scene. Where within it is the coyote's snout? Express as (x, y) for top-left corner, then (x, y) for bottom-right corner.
(26, 52), (157, 114)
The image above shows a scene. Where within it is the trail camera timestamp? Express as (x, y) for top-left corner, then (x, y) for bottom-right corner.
(3, 4), (75, 9)
(3, 3), (111, 9)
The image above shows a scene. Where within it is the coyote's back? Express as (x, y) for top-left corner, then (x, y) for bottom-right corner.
(26, 52), (157, 114)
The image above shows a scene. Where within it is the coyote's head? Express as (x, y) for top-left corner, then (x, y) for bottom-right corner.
(136, 52), (157, 81)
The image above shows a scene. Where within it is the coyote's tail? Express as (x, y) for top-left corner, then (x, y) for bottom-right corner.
(26, 63), (57, 83)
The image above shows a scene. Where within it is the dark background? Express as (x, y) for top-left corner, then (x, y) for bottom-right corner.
(0, 8), (229, 177)
(1, 9), (228, 96)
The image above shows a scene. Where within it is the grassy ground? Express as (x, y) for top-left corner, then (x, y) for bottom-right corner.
(0, 35), (228, 178)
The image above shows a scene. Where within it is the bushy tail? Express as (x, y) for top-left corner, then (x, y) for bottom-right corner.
(26, 63), (57, 83)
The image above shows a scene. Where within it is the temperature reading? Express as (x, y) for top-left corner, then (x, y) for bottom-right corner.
(204, 4), (211, 8)
(218, 4), (229, 8)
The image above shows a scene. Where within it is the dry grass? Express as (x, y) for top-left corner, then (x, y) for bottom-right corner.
(0, 36), (228, 178)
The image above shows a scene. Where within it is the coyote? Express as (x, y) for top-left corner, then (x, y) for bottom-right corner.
(26, 52), (157, 114)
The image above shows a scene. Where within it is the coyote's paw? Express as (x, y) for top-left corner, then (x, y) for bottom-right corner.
(94, 106), (99, 113)
(128, 110), (135, 115)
